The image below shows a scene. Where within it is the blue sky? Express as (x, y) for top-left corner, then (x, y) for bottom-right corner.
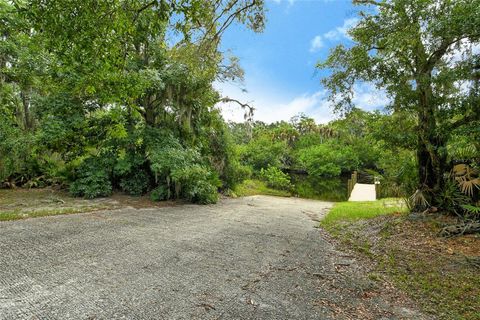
(217, 0), (388, 123)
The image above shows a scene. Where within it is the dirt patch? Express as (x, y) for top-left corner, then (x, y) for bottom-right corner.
(325, 213), (480, 319)
(109, 193), (178, 209)
(0, 188), (173, 221)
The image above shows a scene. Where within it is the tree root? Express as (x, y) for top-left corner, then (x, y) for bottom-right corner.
(439, 222), (480, 237)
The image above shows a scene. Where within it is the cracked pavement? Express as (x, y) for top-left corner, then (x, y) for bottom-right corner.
(0, 196), (430, 319)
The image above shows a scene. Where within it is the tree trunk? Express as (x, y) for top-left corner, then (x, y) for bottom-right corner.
(416, 77), (447, 206)
(20, 87), (33, 131)
(144, 94), (156, 127)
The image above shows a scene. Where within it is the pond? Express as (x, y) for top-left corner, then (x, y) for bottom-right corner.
(290, 173), (349, 202)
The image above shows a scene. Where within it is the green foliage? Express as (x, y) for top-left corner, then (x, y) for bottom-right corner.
(150, 185), (170, 202)
(230, 112), (419, 201)
(291, 175), (348, 202)
(239, 135), (287, 170)
(145, 131), (220, 204)
(461, 204), (480, 219)
(223, 161), (252, 189)
(3, 0), (479, 215)
(171, 165), (220, 204)
(35, 93), (89, 157)
(114, 149), (150, 195)
(299, 143), (359, 177)
(259, 166), (292, 191)
(319, 0), (480, 206)
(69, 157), (112, 199)
(119, 170), (150, 196)
(0, 0), (266, 205)
(0, 127), (36, 184)
(148, 146), (197, 184)
(436, 179), (471, 216)
(376, 150), (418, 198)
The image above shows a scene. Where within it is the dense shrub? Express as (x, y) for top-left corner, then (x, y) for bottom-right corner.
(299, 144), (359, 177)
(119, 170), (150, 196)
(69, 157), (113, 198)
(185, 179), (219, 204)
(0, 123), (38, 185)
(147, 134), (220, 204)
(171, 164), (220, 204)
(150, 185), (170, 201)
(292, 175), (347, 202)
(436, 179), (471, 215)
(70, 172), (112, 199)
(222, 160), (252, 189)
(239, 136), (288, 170)
(260, 166), (292, 190)
(376, 149), (418, 198)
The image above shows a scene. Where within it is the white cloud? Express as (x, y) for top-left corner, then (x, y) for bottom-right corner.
(445, 39), (480, 65)
(323, 30), (340, 41)
(215, 82), (389, 125)
(309, 17), (358, 54)
(316, 18), (358, 46)
(271, 0), (296, 6)
(253, 91), (331, 123)
(337, 18), (358, 38)
(216, 82), (335, 124)
(309, 35), (324, 52)
(351, 83), (390, 111)
(322, 17), (359, 42)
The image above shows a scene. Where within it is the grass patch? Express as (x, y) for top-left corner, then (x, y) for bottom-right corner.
(233, 179), (292, 198)
(389, 258), (480, 319)
(0, 207), (106, 221)
(0, 188), (119, 221)
(321, 198), (407, 228)
(320, 199), (480, 320)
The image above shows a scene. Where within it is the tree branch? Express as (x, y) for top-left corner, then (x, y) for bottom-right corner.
(220, 97), (255, 120)
(133, 0), (157, 22)
(426, 35), (480, 71)
(446, 112), (480, 132)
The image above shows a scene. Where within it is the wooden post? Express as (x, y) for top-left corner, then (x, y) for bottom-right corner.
(347, 179), (352, 197)
(347, 171), (358, 198)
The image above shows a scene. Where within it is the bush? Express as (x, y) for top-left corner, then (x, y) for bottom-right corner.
(186, 179), (219, 204)
(70, 170), (112, 199)
(150, 185), (170, 201)
(0, 121), (39, 186)
(260, 166), (292, 190)
(437, 179), (470, 215)
(222, 161), (252, 189)
(376, 149), (417, 198)
(298, 143), (359, 177)
(147, 137), (220, 204)
(171, 164), (220, 204)
(69, 157), (112, 198)
(119, 170), (150, 196)
(234, 179), (292, 197)
(239, 135), (288, 170)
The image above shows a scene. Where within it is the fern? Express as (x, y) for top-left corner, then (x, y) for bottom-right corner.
(461, 204), (480, 215)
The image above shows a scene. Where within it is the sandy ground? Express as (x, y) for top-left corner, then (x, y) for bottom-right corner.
(0, 196), (429, 319)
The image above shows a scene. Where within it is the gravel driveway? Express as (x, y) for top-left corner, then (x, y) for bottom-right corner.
(0, 196), (429, 319)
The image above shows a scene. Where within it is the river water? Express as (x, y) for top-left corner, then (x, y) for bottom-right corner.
(290, 174), (349, 202)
